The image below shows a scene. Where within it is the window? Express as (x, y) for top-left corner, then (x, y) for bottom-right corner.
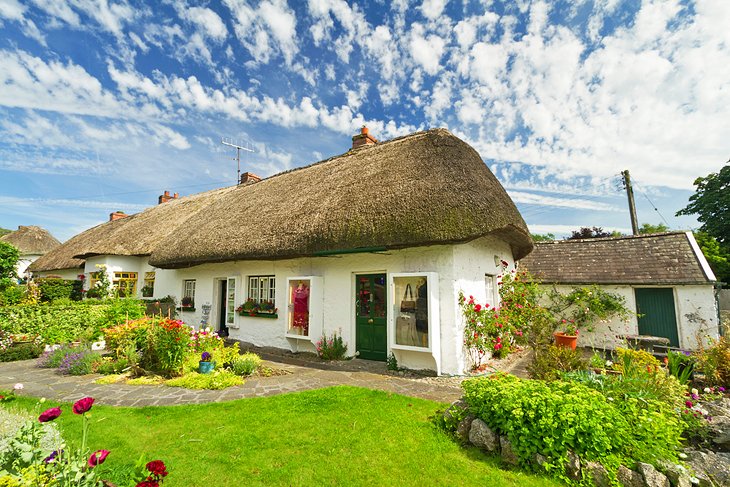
(142, 272), (155, 297)
(485, 274), (497, 307)
(287, 278), (310, 336)
(226, 278), (236, 325)
(248, 276), (275, 306)
(393, 275), (429, 348)
(182, 279), (196, 308)
(113, 272), (138, 297)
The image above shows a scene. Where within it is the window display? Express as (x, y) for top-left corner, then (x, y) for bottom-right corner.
(393, 276), (429, 348)
(288, 279), (311, 336)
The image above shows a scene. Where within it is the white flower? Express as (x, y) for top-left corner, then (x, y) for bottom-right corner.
(13, 383), (23, 390)
(605, 360), (613, 367)
(205, 327), (211, 333)
(691, 388), (699, 395)
(39, 397), (46, 403)
(703, 387), (711, 394)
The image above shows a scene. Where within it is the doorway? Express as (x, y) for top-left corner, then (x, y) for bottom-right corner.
(355, 274), (387, 361)
(218, 279), (229, 337)
(635, 288), (679, 347)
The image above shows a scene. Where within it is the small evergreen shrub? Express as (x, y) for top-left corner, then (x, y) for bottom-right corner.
(527, 345), (588, 381)
(230, 353), (261, 376)
(36, 278), (75, 302)
(316, 331), (348, 360)
(0, 342), (44, 362)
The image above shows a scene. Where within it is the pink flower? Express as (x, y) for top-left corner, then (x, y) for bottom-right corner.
(474, 304), (482, 312)
(38, 407), (62, 423)
(88, 450), (110, 467)
(73, 397), (94, 415)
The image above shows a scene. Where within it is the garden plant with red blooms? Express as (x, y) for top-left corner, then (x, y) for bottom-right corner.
(38, 406), (62, 423)
(73, 396), (94, 414)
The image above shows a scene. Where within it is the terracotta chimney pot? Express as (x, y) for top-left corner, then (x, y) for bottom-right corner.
(158, 190), (179, 204)
(109, 211), (128, 221)
(351, 126), (378, 150)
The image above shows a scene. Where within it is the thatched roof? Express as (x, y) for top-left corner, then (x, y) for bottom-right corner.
(29, 187), (236, 272)
(1, 226), (60, 255)
(32, 128), (533, 271)
(519, 232), (715, 285)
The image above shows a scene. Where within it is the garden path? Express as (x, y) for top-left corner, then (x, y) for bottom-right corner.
(0, 358), (466, 406)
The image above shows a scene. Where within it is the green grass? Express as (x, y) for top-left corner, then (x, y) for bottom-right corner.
(5, 386), (560, 487)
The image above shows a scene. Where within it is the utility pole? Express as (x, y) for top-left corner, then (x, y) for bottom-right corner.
(221, 137), (254, 185)
(621, 169), (640, 235)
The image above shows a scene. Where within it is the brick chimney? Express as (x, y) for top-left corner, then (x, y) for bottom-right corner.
(158, 190), (179, 204)
(351, 126), (378, 149)
(109, 211), (128, 221)
(240, 172), (262, 185)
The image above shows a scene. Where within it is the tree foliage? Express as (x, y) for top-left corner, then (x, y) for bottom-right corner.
(0, 227), (11, 238)
(567, 227), (617, 239)
(0, 241), (20, 289)
(639, 223), (669, 234)
(530, 233), (555, 242)
(677, 164), (730, 245)
(694, 232), (730, 286)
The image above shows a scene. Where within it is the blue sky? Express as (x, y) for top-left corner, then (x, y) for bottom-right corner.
(1, 0), (728, 242)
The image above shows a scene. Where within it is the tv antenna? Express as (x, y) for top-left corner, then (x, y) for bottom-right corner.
(221, 137), (254, 185)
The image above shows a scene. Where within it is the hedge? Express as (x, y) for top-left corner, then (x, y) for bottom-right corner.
(0, 299), (146, 344)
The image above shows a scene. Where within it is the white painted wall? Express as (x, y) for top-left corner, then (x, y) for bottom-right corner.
(16, 254), (41, 279)
(549, 284), (719, 350)
(147, 236), (513, 375)
(34, 267), (82, 280)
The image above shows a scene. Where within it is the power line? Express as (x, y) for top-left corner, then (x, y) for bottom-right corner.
(632, 181), (672, 228)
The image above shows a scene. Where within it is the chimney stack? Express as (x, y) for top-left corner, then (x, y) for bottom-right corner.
(109, 211), (128, 221)
(240, 172), (262, 185)
(158, 190), (179, 204)
(351, 126), (378, 150)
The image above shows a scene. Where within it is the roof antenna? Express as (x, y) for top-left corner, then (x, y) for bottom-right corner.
(221, 137), (254, 185)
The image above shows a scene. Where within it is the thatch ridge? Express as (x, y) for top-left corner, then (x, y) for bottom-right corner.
(1, 226), (60, 255)
(150, 128), (533, 268)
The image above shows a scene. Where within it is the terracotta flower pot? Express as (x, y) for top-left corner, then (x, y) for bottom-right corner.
(554, 332), (578, 350)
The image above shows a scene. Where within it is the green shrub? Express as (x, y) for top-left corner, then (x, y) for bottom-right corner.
(141, 319), (190, 377)
(95, 356), (130, 375)
(527, 345), (588, 381)
(165, 370), (244, 390)
(58, 350), (102, 375)
(0, 284), (25, 306)
(315, 331), (348, 360)
(462, 374), (683, 478)
(230, 353), (262, 376)
(0, 342), (44, 362)
(36, 278), (75, 302)
(103, 298), (145, 326)
(613, 347), (661, 373)
(0, 302), (110, 344)
(695, 336), (730, 387)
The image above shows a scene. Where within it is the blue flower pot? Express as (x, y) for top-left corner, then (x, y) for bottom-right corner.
(199, 361), (215, 374)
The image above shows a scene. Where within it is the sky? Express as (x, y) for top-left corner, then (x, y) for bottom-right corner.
(0, 0), (728, 242)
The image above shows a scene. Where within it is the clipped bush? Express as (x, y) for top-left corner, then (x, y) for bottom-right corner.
(0, 302), (107, 344)
(36, 278), (75, 302)
(462, 374), (683, 476)
(0, 342), (44, 362)
(165, 370), (244, 390)
(527, 345), (588, 381)
(230, 353), (262, 376)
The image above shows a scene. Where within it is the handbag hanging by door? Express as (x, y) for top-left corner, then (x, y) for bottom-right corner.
(400, 284), (416, 313)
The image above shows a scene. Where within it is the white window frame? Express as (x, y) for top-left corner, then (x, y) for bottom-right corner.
(183, 279), (196, 301)
(485, 274), (497, 308)
(248, 275), (276, 306)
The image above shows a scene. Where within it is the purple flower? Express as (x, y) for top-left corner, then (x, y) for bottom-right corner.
(682, 350), (691, 356)
(719, 387), (726, 393)
(44, 450), (60, 463)
(201, 351), (211, 362)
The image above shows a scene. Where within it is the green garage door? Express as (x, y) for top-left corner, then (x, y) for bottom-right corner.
(634, 288), (679, 347)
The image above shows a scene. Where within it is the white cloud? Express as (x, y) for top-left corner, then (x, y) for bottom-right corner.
(409, 24), (446, 76)
(224, 0), (298, 65)
(182, 6), (227, 41)
(420, 0), (448, 20)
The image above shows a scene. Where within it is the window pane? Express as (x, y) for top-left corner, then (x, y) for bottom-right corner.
(394, 276), (428, 348)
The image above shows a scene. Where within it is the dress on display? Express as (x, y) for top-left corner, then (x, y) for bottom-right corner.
(293, 285), (310, 333)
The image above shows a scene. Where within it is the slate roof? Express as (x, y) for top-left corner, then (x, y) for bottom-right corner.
(518, 232), (715, 285)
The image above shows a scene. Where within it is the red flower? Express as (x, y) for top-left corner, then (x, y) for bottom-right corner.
(146, 460), (168, 477)
(136, 482), (159, 487)
(38, 407), (62, 423)
(88, 449), (110, 467)
(474, 304), (482, 312)
(73, 397), (94, 415)
(685, 400), (693, 408)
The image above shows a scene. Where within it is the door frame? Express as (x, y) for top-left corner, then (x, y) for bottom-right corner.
(352, 271), (388, 361)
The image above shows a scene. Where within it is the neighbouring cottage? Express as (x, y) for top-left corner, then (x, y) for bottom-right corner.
(1, 226), (61, 280)
(30, 128), (533, 374)
(519, 232), (720, 350)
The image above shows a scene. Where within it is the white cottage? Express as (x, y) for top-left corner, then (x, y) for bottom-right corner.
(30, 128), (533, 375)
(519, 232), (720, 350)
(1, 226), (61, 280)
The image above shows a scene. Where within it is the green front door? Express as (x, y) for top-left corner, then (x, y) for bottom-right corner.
(635, 288), (679, 347)
(355, 274), (387, 361)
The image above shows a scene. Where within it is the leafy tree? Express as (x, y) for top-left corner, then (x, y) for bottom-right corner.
(0, 241), (20, 289)
(567, 227), (616, 240)
(531, 233), (555, 242)
(0, 227), (10, 238)
(677, 164), (730, 245)
(694, 232), (730, 287)
(639, 223), (669, 234)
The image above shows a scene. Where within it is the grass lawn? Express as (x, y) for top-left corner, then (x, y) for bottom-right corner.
(6, 386), (560, 486)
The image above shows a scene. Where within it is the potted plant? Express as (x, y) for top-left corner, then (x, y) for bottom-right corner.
(237, 299), (259, 316)
(258, 300), (277, 314)
(181, 296), (194, 311)
(198, 351), (215, 374)
(554, 319), (578, 349)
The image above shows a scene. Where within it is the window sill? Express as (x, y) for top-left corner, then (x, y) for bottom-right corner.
(238, 312), (278, 319)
